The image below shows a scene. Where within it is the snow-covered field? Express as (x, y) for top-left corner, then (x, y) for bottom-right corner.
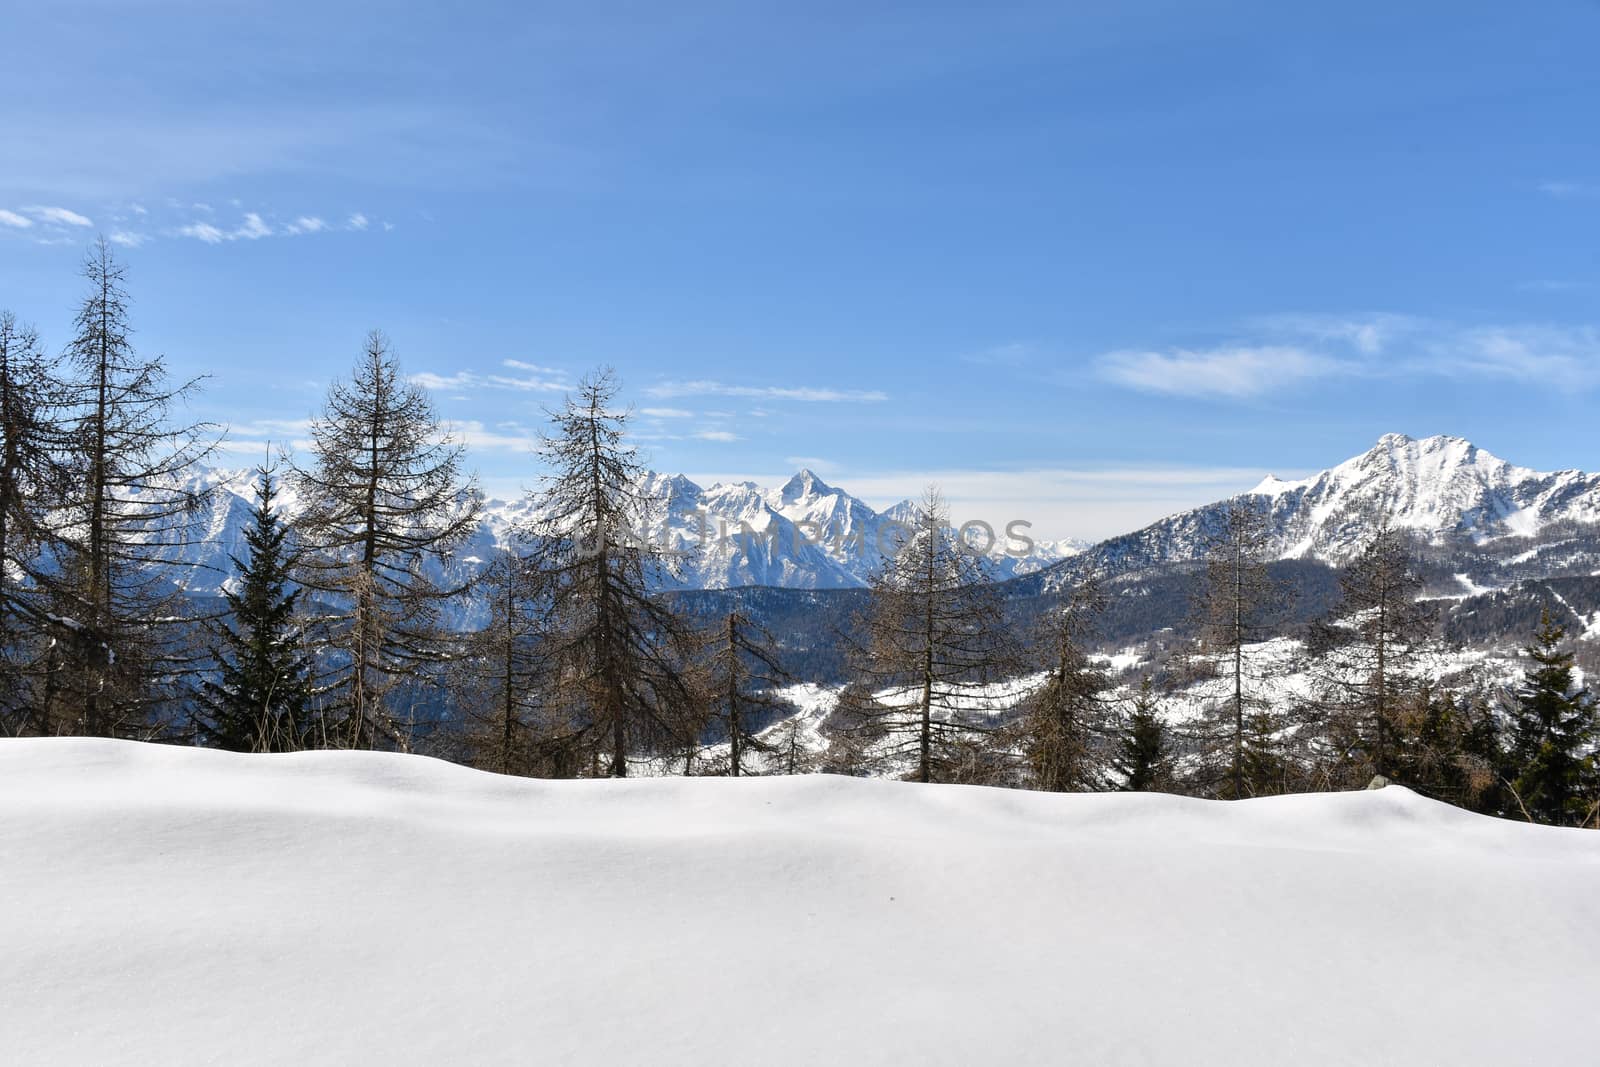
(2, 740), (1597, 1066)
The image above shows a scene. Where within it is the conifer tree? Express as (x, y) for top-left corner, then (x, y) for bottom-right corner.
(850, 489), (1016, 784)
(293, 331), (481, 750)
(457, 548), (551, 776)
(47, 238), (216, 737)
(1313, 523), (1434, 784)
(1190, 501), (1286, 798)
(0, 311), (74, 735)
(1017, 580), (1109, 792)
(1390, 683), (1497, 810)
(1508, 608), (1595, 825)
(765, 712), (819, 775)
(704, 607), (793, 776)
(198, 466), (311, 752)
(1115, 676), (1169, 791)
(525, 368), (697, 776)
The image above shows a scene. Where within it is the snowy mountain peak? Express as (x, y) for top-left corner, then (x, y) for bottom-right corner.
(162, 462), (1076, 598)
(1252, 433), (1600, 557)
(1255, 434), (1521, 500)
(777, 468), (835, 504)
(1045, 433), (1600, 594)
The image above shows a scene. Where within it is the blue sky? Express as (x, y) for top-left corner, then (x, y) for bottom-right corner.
(2, 0), (1598, 540)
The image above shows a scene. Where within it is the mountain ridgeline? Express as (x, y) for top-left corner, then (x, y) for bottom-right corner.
(158, 434), (1600, 673)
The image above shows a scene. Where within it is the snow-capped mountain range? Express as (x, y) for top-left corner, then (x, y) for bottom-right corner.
(1036, 433), (1600, 595)
(164, 466), (1085, 598)
(159, 434), (1600, 615)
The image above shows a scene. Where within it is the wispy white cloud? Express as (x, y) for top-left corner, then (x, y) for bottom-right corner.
(0, 209), (32, 228)
(693, 429), (740, 442)
(784, 456), (840, 474)
(1441, 326), (1600, 386)
(178, 212), (272, 242)
(503, 358), (561, 374)
(346, 213), (369, 231)
(1097, 345), (1346, 399)
(411, 371), (480, 391)
(159, 206), (378, 245)
(411, 365), (571, 394)
(646, 380), (888, 402)
(448, 420), (538, 454)
(640, 407), (694, 418)
(179, 221), (227, 243)
(236, 212), (270, 239)
(1098, 314), (1600, 398)
(108, 231), (147, 247)
(1247, 312), (1422, 356)
(25, 205), (92, 227)
(214, 417), (316, 456)
(1538, 180), (1599, 198)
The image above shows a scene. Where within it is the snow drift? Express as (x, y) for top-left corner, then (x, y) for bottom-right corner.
(1, 739), (1596, 1065)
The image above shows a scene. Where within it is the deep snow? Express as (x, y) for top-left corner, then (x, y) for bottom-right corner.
(1, 739), (1597, 1065)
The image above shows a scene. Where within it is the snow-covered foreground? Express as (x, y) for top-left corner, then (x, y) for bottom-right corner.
(2, 741), (1598, 1066)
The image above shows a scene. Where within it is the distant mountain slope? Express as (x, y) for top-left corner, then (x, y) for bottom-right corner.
(1029, 434), (1600, 597)
(136, 435), (1600, 668)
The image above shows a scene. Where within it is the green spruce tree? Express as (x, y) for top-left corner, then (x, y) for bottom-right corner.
(198, 466), (311, 752)
(1115, 677), (1168, 791)
(1508, 607), (1595, 825)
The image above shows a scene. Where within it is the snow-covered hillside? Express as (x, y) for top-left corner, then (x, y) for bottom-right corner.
(1254, 432), (1600, 559)
(1, 739), (1594, 1066)
(1039, 433), (1600, 595)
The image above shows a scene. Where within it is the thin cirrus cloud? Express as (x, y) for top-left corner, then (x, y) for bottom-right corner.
(446, 420), (540, 454)
(1537, 180), (1599, 198)
(1446, 325), (1600, 387)
(410, 360), (571, 394)
(0, 205), (94, 231)
(165, 208), (388, 245)
(1096, 345), (1347, 399)
(25, 205), (93, 227)
(1096, 315), (1600, 398)
(646, 379), (888, 402)
(178, 212), (272, 243)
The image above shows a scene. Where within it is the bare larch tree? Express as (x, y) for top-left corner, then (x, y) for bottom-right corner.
(1014, 578), (1111, 791)
(1189, 500), (1286, 798)
(703, 606), (794, 776)
(48, 239), (216, 737)
(0, 311), (75, 735)
(524, 368), (697, 777)
(850, 489), (1016, 784)
(293, 330), (481, 750)
(457, 547), (551, 775)
(1311, 523), (1435, 783)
